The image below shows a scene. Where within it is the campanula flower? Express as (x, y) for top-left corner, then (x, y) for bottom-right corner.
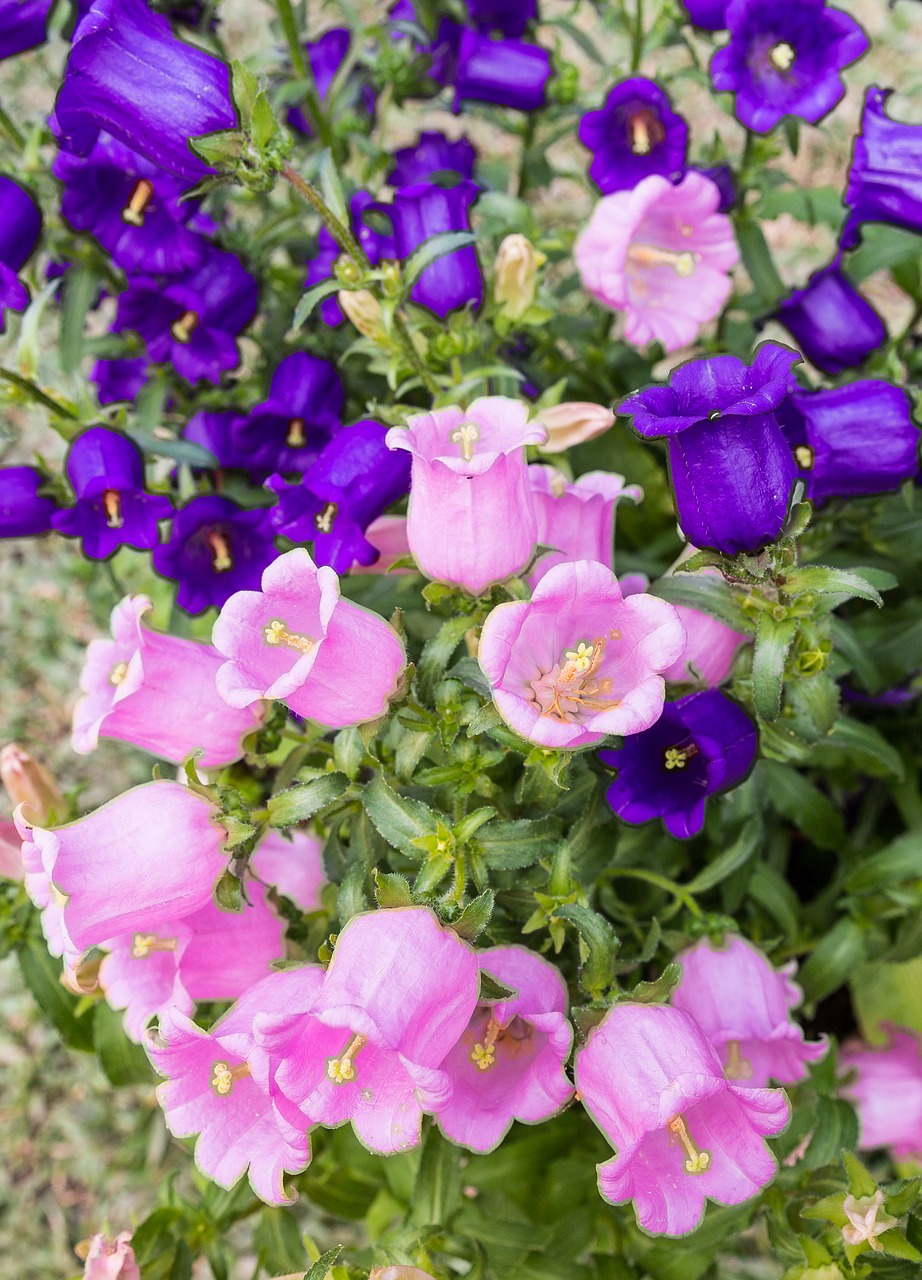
(72, 594), (263, 766)
(233, 353), (344, 477)
(0, 466), (58, 537)
(479, 559), (686, 749)
(579, 78), (688, 195)
(841, 1026), (922, 1160)
(532, 402), (615, 453)
(465, 0), (537, 38)
(349, 515), (413, 576)
(182, 410), (253, 474)
(620, 343), (802, 555)
(576, 1003), (789, 1236)
(0, 745), (63, 827)
(0, 176), (41, 328)
(841, 87), (922, 250)
(388, 181), (483, 318)
(212, 547), (406, 729)
(386, 397), (545, 595)
(575, 171), (738, 353)
(528, 465), (642, 586)
(453, 30), (551, 112)
(305, 191), (396, 327)
(251, 829), (325, 913)
(664, 599), (748, 686)
(389, 130), (477, 185)
(287, 28), (375, 136)
(494, 234), (544, 321)
(0, 0), (52, 59)
(681, 0), (728, 29)
(90, 356), (148, 406)
(771, 260), (886, 375)
(80, 1232), (140, 1280)
(694, 163), (736, 212)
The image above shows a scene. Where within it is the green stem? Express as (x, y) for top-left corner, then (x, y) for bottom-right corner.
(606, 867), (703, 918)
(0, 102), (24, 149)
(274, 0), (336, 151)
(0, 368), (78, 419)
(631, 0), (644, 73)
(517, 114), (537, 199)
(393, 312), (440, 396)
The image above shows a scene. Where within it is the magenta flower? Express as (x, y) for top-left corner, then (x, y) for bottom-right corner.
(672, 936), (826, 1087)
(575, 171), (738, 353)
(576, 1003), (789, 1236)
(212, 548), (406, 728)
(81, 1232), (140, 1280)
(385, 397), (546, 596)
(661, 568), (748, 685)
(256, 907), (481, 1154)
(841, 1026), (922, 1160)
(72, 594), (264, 767)
(251, 829), (325, 913)
(436, 945), (573, 1152)
(528, 465), (642, 586)
(478, 560), (686, 749)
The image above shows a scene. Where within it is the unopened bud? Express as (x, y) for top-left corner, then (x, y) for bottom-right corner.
(494, 234), (545, 320)
(1, 744), (64, 825)
(338, 289), (386, 341)
(334, 253), (364, 287)
(370, 1269), (436, 1280)
(531, 401), (615, 453)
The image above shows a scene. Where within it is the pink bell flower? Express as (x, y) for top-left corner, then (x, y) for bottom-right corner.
(478, 559), (686, 749)
(1, 743), (64, 825)
(212, 548), (406, 728)
(72, 595), (263, 767)
(80, 1232), (140, 1280)
(528, 465), (643, 586)
(436, 944), (573, 1152)
(663, 604), (747, 685)
(256, 906), (481, 1154)
(575, 171), (739, 353)
(385, 397), (547, 596)
(17, 781), (226, 963)
(532, 402), (615, 453)
(576, 1003), (789, 1236)
(671, 936), (826, 1087)
(99, 881), (287, 1042)
(841, 1026), (922, 1160)
(0, 817), (24, 880)
(251, 829), (325, 913)
(350, 515), (413, 576)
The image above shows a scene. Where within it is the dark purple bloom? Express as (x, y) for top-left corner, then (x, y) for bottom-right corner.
(770, 260), (886, 375)
(465, 0), (537, 38)
(681, 0), (728, 29)
(694, 163), (736, 212)
(265, 420), (411, 572)
(599, 690), (757, 839)
(233, 353), (344, 477)
(388, 2), (461, 89)
(304, 191), (396, 327)
(843, 682), (920, 707)
(710, 0), (869, 134)
(453, 29), (551, 113)
(0, 467), (58, 537)
(779, 380), (919, 505)
(113, 246), (258, 385)
(389, 131), (477, 186)
(54, 0), (236, 185)
(90, 356), (149, 405)
(841, 87), (922, 251)
(579, 78), (688, 195)
(50, 427), (173, 559)
(181, 410), (252, 473)
(621, 343), (801, 555)
(0, 176), (41, 330)
(152, 494), (278, 614)
(287, 28), (375, 135)
(388, 181), (482, 318)
(0, 0), (52, 59)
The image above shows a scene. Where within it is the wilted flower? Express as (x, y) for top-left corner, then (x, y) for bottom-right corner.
(251, 829), (325, 913)
(771, 260), (886, 375)
(233, 353), (344, 477)
(0, 467), (59, 538)
(842, 1190), (897, 1252)
(494, 234), (545, 320)
(453, 30), (551, 112)
(388, 180), (483, 318)
(389, 130), (477, 185)
(0, 745), (63, 826)
(841, 1026), (922, 1159)
(528, 465), (642, 585)
(80, 1231), (140, 1280)
(0, 175), (41, 327)
(841, 87), (922, 250)
(579, 78), (688, 195)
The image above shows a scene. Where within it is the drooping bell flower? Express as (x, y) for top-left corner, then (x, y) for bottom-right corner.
(0, 819), (24, 881)
(17, 780), (227, 963)
(672, 935), (826, 1085)
(182, 410), (254, 474)
(0, 176), (41, 329)
(437, 945), (573, 1152)
(54, 0), (236, 185)
(90, 356), (149, 406)
(266, 420), (411, 573)
(681, 0), (728, 30)
(533, 402), (615, 453)
(770, 260), (886, 375)
(113, 246), (258, 385)
(80, 1232), (140, 1280)
(479, 559), (686, 749)
(709, 0), (869, 134)
(465, 0), (537, 37)
(350, 515), (413, 576)
(257, 907), (481, 1154)
(528, 465), (642, 586)
(453, 30), (551, 113)
(599, 689), (757, 839)
(386, 397), (545, 595)
(388, 1), (461, 91)
(304, 190), (397, 328)
(664, 600), (748, 687)
(841, 1027), (922, 1160)
(0, 0), (53, 59)
(780, 380), (920, 505)
(152, 495), (278, 615)
(576, 1003), (789, 1236)
(0, 745), (64, 826)
(251, 829), (325, 913)
(212, 547), (406, 728)
(232, 353), (344, 477)
(0, 466), (58, 537)
(620, 343), (801, 555)
(579, 78), (688, 196)
(99, 882), (286, 1042)
(389, 130), (477, 186)
(72, 594), (264, 766)
(575, 172), (738, 353)
(287, 28), (375, 136)
(694, 163), (736, 212)
(841, 87), (922, 250)
(387, 181), (483, 318)
(50, 427), (173, 560)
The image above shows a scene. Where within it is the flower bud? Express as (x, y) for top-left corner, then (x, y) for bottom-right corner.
(0, 744), (64, 825)
(78, 1231), (140, 1280)
(338, 288), (386, 341)
(370, 1269), (437, 1280)
(494, 234), (544, 320)
(531, 401), (615, 453)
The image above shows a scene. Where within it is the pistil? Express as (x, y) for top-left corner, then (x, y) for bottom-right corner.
(206, 530), (233, 572)
(327, 1034), (367, 1084)
(314, 502), (338, 534)
(664, 743), (699, 770)
(263, 619), (316, 654)
(724, 1039), (753, 1081)
(627, 244), (697, 277)
(794, 445), (814, 470)
(102, 488), (124, 529)
(121, 178), (155, 227)
(627, 109), (663, 156)
(109, 661), (129, 686)
(170, 310), (199, 344)
(668, 1114), (711, 1174)
(131, 933), (179, 959)
(210, 1061), (251, 1096)
(286, 417), (306, 448)
(470, 1018), (502, 1071)
(769, 41), (796, 71)
(450, 421), (480, 462)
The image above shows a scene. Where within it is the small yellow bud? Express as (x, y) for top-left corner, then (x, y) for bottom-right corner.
(493, 234), (545, 320)
(0, 744), (64, 825)
(338, 289), (386, 341)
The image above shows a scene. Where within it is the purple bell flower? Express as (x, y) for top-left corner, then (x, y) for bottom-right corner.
(579, 78), (688, 195)
(152, 494), (278, 614)
(113, 246), (258, 385)
(388, 2), (461, 90)
(0, 0), (52, 59)
(599, 689), (757, 839)
(681, 0), (729, 29)
(304, 191), (396, 327)
(90, 356), (149, 405)
(50, 427), (173, 559)
(388, 181), (483, 318)
(232, 353), (344, 477)
(453, 29), (551, 113)
(694, 164), (736, 212)
(710, 0), (869, 134)
(0, 467), (58, 537)
(287, 28), (375, 136)
(779, 380), (919, 505)
(841, 87), (922, 251)
(265, 420), (411, 572)
(181, 411), (252, 474)
(621, 343), (802, 556)
(54, 0), (236, 185)
(389, 130), (477, 186)
(0, 176), (41, 330)
(770, 259), (886, 375)
(465, 0), (537, 38)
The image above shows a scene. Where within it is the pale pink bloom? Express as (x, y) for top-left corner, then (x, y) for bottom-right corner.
(370, 1269), (436, 1280)
(478, 559), (685, 749)
(350, 515), (412, 576)
(212, 548), (406, 728)
(575, 171), (738, 353)
(99, 882), (287, 1042)
(842, 1190), (896, 1252)
(437, 945), (573, 1152)
(251, 829), (325, 912)
(841, 1026), (922, 1159)
(385, 397), (547, 596)
(16, 781), (226, 963)
(73, 595), (263, 767)
(664, 604), (748, 685)
(0, 744), (64, 825)
(576, 1003), (789, 1236)
(532, 402), (615, 454)
(256, 907), (480, 1154)
(0, 818), (24, 880)
(528, 465), (642, 586)
(671, 936), (826, 1088)
(81, 1231), (140, 1280)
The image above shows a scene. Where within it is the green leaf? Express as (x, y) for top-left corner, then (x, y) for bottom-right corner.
(842, 1149), (878, 1198)
(811, 716), (905, 779)
(18, 938), (95, 1051)
(373, 868), (415, 907)
(783, 564), (885, 606)
(250, 91), (279, 151)
(213, 866), (244, 913)
(649, 574), (754, 634)
(59, 264), (100, 375)
(686, 817), (762, 893)
(455, 806), (497, 843)
(402, 231), (477, 292)
(758, 760), (845, 851)
(268, 771), (350, 827)
(361, 775), (440, 858)
(479, 969), (518, 1003)
(303, 1245), (343, 1280)
(418, 615), (473, 703)
(337, 860), (367, 925)
(629, 962), (681, 1004)
(124, 430), (220, 469)
(414, 852), (454, 894)
(450, 889), (494, 941)
(553, 904), (619, 999)
(752, 612), (798, 721)
(886, 1178), (922, 1218)
(292, 279), (343, 332)
(231, 60), (260, 121)
(847, 831), (922, 893)
(467, 702), (504, 737)
(188, 128), (242, 167)
(735, 214), (785, 305)
(318, 148), (350, 229)
(476, 816), (561, 869)
(880, 1233), (922, 1262)
(798, 918), (867, 1004)
(411, 1127), (462, 1227)
(93, 1001), (154, 1085)
(253, 1207), (308, 1273)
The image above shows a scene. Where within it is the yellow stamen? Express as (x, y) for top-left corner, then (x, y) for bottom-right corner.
(170, 310), (199, 344)
(109, 661), (130, 686)
(263, 619), (316, 654)
(121, 177), (155, 227)
(102, 488), (124, 529)
(564, 642), (596, 675)
(470, 1018), (501, 1071)
(769, 41), (796, 71)
(450, 421), (480, 462)
(327, 1034), (367, 1084)
(664, 744), (699, 770)
(206, 530), (233, 572)
(794, 445), (814, 470)
(314, 501), (338, 534)
(210, 1061), (251, 1096)
(131, 933), (179, 959)
(286, 417), (306, 448)
(630, 116), (651, 155)
(549, 471), (568, 498)
(628, 244), (698, 277)
(725, 1039), (753, 1081)
(668, 1114), (711, 1175)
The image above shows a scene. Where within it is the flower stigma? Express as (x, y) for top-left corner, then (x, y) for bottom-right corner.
(627, 108), (664, 156)
(206, 530), (233, 572)
(170, 310), (199, 344)
(286, 417), (306, 448)
(794, 445), (814, 469)
(131, 933), (178, 958)
(664, 743), (699, 770)
(210, 1061), (251, 1096)
(627, 244), (698, 277)
(724, 1039), (754, 1081)
(263, 619), (316, 654)
(668, 1114), (711, 1174)
(102, 489), (124, 529)
(109, 661), (130, 685)
(327, 1033), (367, 1084)
(314, 502), (338, 534)
(450, 421), (480, 462)
(769, 41), (796, 71)
(121, 178), (155, 227)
